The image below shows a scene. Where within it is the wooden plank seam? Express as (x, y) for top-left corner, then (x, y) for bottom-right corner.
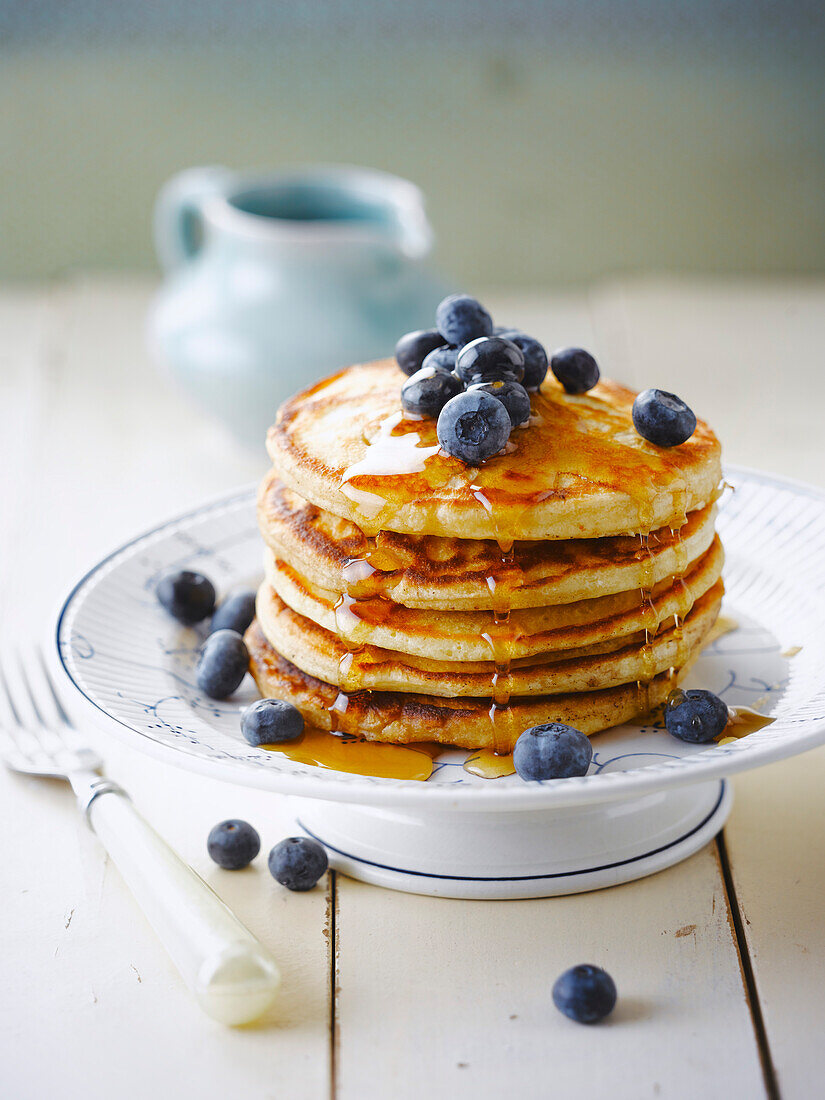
(716, 832), (781, 1100)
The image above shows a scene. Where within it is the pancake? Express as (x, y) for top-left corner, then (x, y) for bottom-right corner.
(254, 580), (723, 697)
(267, 359), (722, 541)
(264, 535), (724, 663)
(258, 471), (719, 610)
(245, 619), (695, 750)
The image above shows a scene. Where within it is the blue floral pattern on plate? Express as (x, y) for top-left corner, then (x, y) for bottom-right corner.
(54, 468), (825, 808)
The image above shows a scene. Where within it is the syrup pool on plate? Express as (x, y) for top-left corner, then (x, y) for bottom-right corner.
(263, 726), (441, 781)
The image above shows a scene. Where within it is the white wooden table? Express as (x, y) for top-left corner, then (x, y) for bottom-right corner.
(2, 276), (824, 1099)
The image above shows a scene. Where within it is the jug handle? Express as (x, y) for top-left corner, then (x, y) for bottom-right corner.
(153, 166), (233, 272)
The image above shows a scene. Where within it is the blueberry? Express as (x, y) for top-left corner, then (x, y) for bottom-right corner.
(421, 345), (460, 374)
(436, 390), (512, 465)
(241, 697), (305, 746)
(455, 337), (525, 385)
(550, 347), (600, 394)
(435, 294), (493, 347)
(207, 819), (260, 870)
(513, 722), (593, 780)
(156, 569), (216, 626)
(401, 365), (464, 418)
(468, 378), (531, 427)
(395, 328), (446, 376)
(196, 629), (249, 699)
(632, 388), (697, 447)
(211, 589), (256, 636)
(665, 688), (728, 743)
(552, 965), (617, 1024)
(268, 837), (329, 891)
(496, 330), (549, 390)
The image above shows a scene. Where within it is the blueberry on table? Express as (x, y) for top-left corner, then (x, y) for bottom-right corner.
(241, 698), (305, 746)
(436, 390), (512, 465)
(553, 965), (617, 1024)
(268, 837), (329, 891)
(455, 336), (526, 385)
(421, 345), (460, 374)
(402, 365), (464, 418)
(513, 722), (593, 780)
(210, 589), (256, 636)
(395, 328), (446, 376)
(156, 569), (216, 625)
(632, 388), (697, 447)
(496, 330), (549, 390)
(550, 347), (600, 394)
(468, 378), (531, 427)
(665, 688), (728, 743)
(207, 819), (261, 870)
(435, 294), (493, 346)
(196, 629), (249, 699)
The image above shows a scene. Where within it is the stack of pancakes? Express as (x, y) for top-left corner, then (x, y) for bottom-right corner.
(246, 359), (723, 752)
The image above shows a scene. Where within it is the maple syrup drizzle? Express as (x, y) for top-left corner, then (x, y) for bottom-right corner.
(714, 705), (776, 743)
(463, 747), (516, 779)
(330, 536), (402, 728)
(263, 725), (440, 781)
(635, 533), (659, 714)
(330, 410), (456, 734)
(327, 688), (351, 735)
(471, 484), (535, 756)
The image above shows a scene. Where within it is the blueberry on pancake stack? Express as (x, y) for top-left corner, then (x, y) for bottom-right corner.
(246, 295), (724, 753)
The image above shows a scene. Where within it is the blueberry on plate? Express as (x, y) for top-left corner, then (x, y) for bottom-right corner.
(468, 378), (531, 427)
(395, 328), (446, 376)
(421, 345), (460, 374)
(402, 365), (464, 418)
(207, 819), (260, 870)
(632, 388), (697, 447)
(435, 294), (493, 347)
(436, 390), (512, 465)
(513, 722), (593, 780)
(196, 629), (249, 699)
(665, 688), (728, 743)
(550, 347), (600, 394)
(211, 589), (256, 636)
(552, 965), (617, 1024)
(496, 330), (549, 390)
(241, 697), (305, 746)
(156, 569), (216, 625)
(455, 336), (525, 385)
(268, 837), (329, 891)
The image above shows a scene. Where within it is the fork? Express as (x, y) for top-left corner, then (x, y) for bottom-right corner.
(0, 647), (281, 1025)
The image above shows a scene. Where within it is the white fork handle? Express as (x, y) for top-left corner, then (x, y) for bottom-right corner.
(79, 780), (280, 1025)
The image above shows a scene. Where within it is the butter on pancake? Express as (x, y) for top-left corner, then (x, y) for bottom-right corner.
(267, 359), (721, 541)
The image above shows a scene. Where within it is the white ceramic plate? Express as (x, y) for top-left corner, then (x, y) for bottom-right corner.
(54, 466), (825, 812)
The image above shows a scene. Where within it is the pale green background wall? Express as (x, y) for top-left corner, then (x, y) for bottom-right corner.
(3, 2), (824, 286)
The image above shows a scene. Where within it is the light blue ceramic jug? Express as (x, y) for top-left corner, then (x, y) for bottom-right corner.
(148, 165), (447, 443)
